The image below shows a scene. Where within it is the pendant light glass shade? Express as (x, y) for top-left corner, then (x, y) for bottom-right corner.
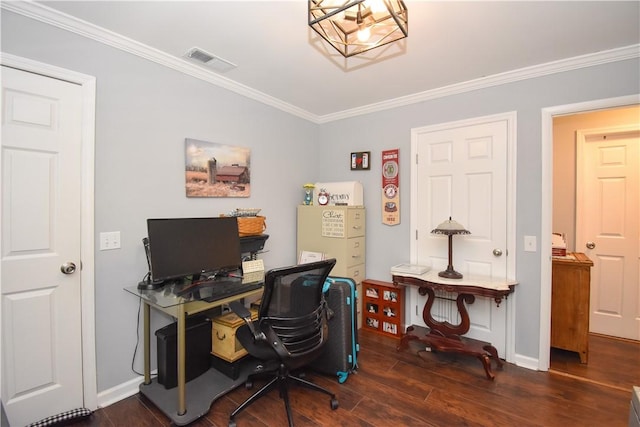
(308, 0), (408, 58)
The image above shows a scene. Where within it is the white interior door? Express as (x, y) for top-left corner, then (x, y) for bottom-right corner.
(577, 126), (640, 341)
(410, 114), (515, 356)
(2, 66), (85, 425)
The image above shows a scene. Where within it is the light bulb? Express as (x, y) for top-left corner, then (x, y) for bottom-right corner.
(357, 26), (371, 42)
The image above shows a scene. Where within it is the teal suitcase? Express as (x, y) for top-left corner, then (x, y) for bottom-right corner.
(311, 276), (359, 383)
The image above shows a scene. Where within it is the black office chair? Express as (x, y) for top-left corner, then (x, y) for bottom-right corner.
(228, 258), (339, 427)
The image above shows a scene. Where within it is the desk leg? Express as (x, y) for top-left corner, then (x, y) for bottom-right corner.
(177, 304), (186, 416)
(143, 302), (151, 385)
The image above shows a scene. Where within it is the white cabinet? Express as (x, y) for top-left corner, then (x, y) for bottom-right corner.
(297, 205), (365, 327)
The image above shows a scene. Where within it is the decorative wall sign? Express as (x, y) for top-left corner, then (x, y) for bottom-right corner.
(185, 138), (251, 198)
(351, 151), (370, 170)
(321, 209), (346, 238)
(381, 149), (400, 225)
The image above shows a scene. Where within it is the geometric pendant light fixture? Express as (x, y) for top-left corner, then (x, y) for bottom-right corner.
(308, 0), (408, 58)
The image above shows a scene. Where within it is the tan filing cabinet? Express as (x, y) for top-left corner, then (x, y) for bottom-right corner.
(297, 205), (365, 328)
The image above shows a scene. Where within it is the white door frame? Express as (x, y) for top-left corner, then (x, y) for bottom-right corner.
(539, 94), (640, 371)
(0, 53), (97, 410)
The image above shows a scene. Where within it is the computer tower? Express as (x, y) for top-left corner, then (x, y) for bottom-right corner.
(155, 315), (211, 389)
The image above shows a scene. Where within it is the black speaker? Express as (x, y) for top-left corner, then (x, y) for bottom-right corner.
(155, 316), (211, 389)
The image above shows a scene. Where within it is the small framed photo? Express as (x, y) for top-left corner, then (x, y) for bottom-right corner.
(351, 151), (370, 170)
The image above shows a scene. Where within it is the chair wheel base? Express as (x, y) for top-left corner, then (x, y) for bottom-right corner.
(330, 397), (339, 410)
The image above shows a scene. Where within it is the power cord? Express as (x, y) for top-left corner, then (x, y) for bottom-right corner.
(131, 297), (143, 376)
(131, 296), (156, 379)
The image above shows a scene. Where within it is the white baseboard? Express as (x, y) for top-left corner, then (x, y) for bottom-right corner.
(96, 372), (156, 408)
(513, 352), (541, 371)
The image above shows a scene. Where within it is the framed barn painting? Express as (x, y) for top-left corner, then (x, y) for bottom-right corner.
(185, 138), (251, 198)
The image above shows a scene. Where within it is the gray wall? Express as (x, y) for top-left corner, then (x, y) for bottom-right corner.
(2, 10), (639, 392)
(2, 11), (321, 391)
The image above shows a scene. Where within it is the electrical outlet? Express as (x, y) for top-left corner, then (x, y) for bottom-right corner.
(100, 231), (121, 250)
(524, 235), (537, 252)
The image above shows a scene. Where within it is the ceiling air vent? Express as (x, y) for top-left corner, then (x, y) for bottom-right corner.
(184, 47), (237, 73)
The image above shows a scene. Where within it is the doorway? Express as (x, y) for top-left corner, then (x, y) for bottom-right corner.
(539, 96), (639, 372)
(0, 54), (97, 422)
(410, 112), (517, 360)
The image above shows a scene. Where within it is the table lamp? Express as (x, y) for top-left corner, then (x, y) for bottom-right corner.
(431, 217), (471, 279)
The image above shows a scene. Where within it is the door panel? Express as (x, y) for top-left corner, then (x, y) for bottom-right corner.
(2, 66), (84, 426)
(577, 127), (639, 340)
(411, 117), (511, 354)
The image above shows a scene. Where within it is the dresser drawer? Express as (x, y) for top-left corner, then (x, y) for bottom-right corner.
(345, 208), (365, 238)
(344, 237), (365, 266)
(343, 264), (364, 282)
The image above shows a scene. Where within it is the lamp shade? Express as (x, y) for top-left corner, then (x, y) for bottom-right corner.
(431, 217), (471, 236)
(308, 0), (408, 58)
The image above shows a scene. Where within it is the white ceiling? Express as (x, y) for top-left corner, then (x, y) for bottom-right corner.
(17, 1), (640, 121)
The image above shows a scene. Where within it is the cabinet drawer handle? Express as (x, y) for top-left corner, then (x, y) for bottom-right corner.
(352, 225), (362, 230)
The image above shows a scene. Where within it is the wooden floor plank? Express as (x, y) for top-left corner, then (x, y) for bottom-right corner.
(74, 330), (637, 427)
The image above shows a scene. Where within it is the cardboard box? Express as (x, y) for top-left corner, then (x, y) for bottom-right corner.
(314, 181), (363, 206)
(211, 309), (258, 362)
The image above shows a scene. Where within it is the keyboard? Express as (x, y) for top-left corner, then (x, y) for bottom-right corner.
(201, 281), (263, 303)
(175, 278), (262, 302)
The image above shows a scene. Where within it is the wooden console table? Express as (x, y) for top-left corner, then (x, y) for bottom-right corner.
(393, 271), (516, 380)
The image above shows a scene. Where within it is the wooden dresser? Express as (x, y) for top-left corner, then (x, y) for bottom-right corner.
(551, 252), (593, 363)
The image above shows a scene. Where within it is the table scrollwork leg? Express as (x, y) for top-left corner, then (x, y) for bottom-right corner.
(397, 325), (417, 351)
(421, 287), (475, 337)
(482, 344), (504, 369)
(478, 354), (495, 380)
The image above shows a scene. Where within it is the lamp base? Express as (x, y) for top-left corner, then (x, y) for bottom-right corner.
(438, 268), (463, 280)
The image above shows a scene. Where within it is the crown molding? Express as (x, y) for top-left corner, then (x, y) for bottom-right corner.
(318, 44), (640, 123)
(4, 1), (639, 125)
(1, 1), (319, 123)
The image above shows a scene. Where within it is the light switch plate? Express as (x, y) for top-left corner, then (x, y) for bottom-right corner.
(100, 231), (121, 250)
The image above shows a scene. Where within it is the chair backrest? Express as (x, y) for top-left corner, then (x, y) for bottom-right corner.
(258, 259), (336, 358)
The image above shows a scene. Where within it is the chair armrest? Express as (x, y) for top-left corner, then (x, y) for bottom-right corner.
(229, 300), (251, 318)
(263, 325), (291, 359)
(229, 300), (266, 342)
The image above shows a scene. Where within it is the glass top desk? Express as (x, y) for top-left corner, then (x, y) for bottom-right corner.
(124, 279), (263, 426)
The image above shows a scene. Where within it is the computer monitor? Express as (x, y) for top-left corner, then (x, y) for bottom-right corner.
(146, 217), (242, 284)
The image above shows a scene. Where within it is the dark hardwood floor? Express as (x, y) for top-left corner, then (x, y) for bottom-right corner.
(550, 333), (640, 392)
(73, 330), (637, 427)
